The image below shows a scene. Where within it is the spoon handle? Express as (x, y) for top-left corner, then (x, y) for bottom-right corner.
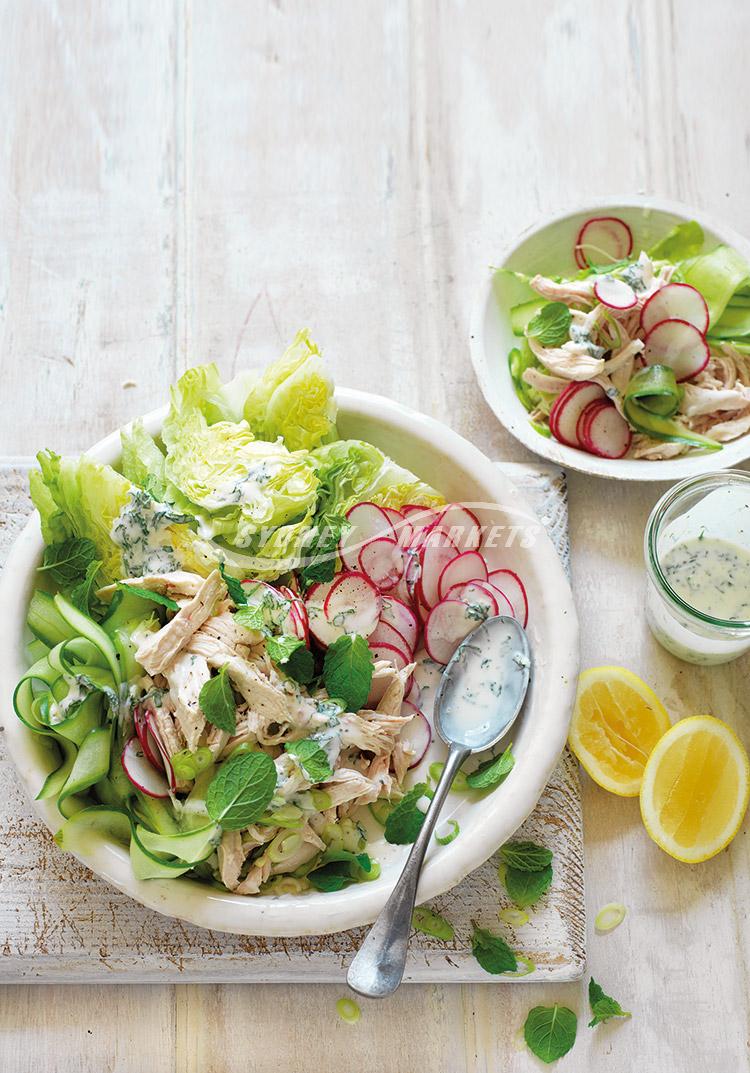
(346, 742), (472, 998)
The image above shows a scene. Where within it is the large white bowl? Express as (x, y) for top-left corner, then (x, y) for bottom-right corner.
(0, 390), (579, 936)
(470, 196), (750, 481)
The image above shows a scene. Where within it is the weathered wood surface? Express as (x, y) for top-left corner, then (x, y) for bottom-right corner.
(1, 0), (749, 1070)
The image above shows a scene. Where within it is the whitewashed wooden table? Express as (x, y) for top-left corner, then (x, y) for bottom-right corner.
(1, 1), (749, 1070)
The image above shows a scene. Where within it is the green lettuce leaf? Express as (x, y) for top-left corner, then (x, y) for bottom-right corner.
(648, 220), (704, 262)
(311, 439), (443, 517)
(243, 329), (337, 450)
(120, 420), (168, 500)
(683, 245), (750, 326)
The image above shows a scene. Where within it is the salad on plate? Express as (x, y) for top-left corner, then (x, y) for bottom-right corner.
(505, 217), (750, 459)
(15, 332), (530, 898)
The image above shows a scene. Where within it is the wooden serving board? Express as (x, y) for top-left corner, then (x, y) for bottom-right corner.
(0, 461), (584, 983)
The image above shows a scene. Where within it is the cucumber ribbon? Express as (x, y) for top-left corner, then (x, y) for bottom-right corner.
(623, 365), (721, 451)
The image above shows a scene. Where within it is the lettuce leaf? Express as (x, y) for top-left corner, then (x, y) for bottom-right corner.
(242, 329), (336, 450)
(120, 420), (168, 499)
(648, 220), (704, 262)
(684, 245), (750, 326)
(311, 439), (443, 517)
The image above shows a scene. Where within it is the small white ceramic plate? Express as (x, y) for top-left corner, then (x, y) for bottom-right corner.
(470, 196), (750, 481)
(0, 390), (579, 937)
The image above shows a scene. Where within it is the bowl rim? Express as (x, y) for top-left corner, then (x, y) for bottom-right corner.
(469, 194), (750, 482)
(0, 387), (579, 936)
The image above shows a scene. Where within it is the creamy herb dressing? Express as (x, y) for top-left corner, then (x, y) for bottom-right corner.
(48, 677), (90, 724)
(111, 489), (185, 576)
(662, 536), (750, 621)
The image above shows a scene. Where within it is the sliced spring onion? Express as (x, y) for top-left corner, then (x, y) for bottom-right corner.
(264, 875), (310, 895)
(411, 905), (455, 940)
(498, 907), (529, 928)
(368, 799), (393, 826)
(435, 819), (459, 845)
(503, 954), (535, 978)
(172, 748), (198, 781)
(595, 902), (627, 933)
(259, 804), (304, 829)
(268, 831), (303, 864)
(336, 997), (361, 1025)
(310, 789), (332, 811)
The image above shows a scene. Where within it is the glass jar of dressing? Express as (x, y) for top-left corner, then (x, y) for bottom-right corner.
(644, 471), (750, 665)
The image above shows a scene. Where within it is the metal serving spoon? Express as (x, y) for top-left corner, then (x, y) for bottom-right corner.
(347, 615), (532, 998)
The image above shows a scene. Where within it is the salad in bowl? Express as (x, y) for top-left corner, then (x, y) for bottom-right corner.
(10, 332), (543, 909)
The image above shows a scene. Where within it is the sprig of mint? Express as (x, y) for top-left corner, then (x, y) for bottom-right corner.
(307, 849), (371, 892)
(71, 558), (104, 615)
(322, 633), (374, 712)
(588, 978), (631, 1028)
(284, 737), (333, 782)
(205, 750), (276, 830)
(38, 537), (97, 585)
(266, 634), (315, 685)
(411, 906), (454, 941)
(526, 302), (572, 347)
(523, 1005), (578, 1064)
(300, 515), (346, 588)
(504, 863), (553, 908)
(471, 926), (517, 975)
(219, 563), (247, 607)
(233, 603), (267, 632)
(466, 744), (514, 790)
(500, 840), (553, 872)
(384, 783), (431, 845)
(199, 666), (237, 734)
(115, 581), (179, 611)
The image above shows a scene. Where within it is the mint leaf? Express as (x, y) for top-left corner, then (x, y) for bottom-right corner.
(500, 840), (553, 872)
(220, 564), (247, 606)
(471, 927), (517, 975)
(307, 849), (371, 891)
(322, 633), (374, 712)
(300, 516), (346, 588)
(588, 978), (631, 1028)
(38, 537), (97, 585)
(206, 751), (276, 830)
(284, 737), (333, 782)
(115, 581), (179, 611)
(412, 906), (454, 941)
(524, 1005), (577, 1064)
(504, 863), (553, 908)
(70, 558), (103, 615)
(233, 604), (267, 632)
(267, 634), (315, 685)
(466, 745), (514, 789)
(199, 666), (237, 734)
(384, 783), (430, 845)
(526, 302), (572, 347)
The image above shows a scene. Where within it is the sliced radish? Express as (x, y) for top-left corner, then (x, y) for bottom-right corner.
(488, 569), (529, 628)
(418, 530), (460, 608)
(379, 595), (419, 651)
(405, 677), (422, 707)
(642, 318), (710, 382)
(240, 580), (290, 629)
(122, 737), (170, 798)
(399, 702), (432, 768)
(279, 585), (310, 644)
(391, 576), (414, 608)
(133, 706), (164, 772)
(401, 505), (440, 543)
(432, 504), (481, 551)
(358, 537), (405, 591)
(593, 276), (637, 310)
(323, 571), (381, 637)
(438, 550), (488, 600)
(449, 580), (499, 618)
(641, 283), (709, 335)
(339, 502), (394, 570)
(424, 599), (480, 665)
(478, 581), (515, 618)
(369, 641), (411, 672)
(577, 400), (632, 459)
(144, 710), (178, 792)
(369, 618), (413, 655)
(549, 381), (607, 449)
(575, 216), (633, 268)
(305, 578), (344, 648)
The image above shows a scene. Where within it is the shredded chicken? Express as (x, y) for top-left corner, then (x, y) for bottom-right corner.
(530, 274), (596, 307)
(136, 570), (225, 675)
(97, 570), (206, 602)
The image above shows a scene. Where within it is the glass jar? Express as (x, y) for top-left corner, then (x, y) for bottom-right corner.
(644, 470), (750, 665)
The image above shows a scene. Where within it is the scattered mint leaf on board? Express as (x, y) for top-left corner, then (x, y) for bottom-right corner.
(524, 1005), (578, 1064)
(412, 906), (454, 941)
(115, 581), (179, 611)
(323, 633), (374, 712)
(38, 537), (97, 585)
(284, 738), (333, 782)
(206, 751), (276, 830)
(471, 927), (517, 975)
(384, 783), (431, 844)
(588, 978), (631, 1028)
(70, 558), (103, 615)
(199, 666), (237, 734)
(266, 634), (315, 685)
(219, 564), (247, 606)
(504, 863), (553, 908)
(500, 840), (553, 872)
(466, 745), (514, 789)
(526, 302), (572, 347)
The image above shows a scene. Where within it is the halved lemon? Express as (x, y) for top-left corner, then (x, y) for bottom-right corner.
(568, 667), (671, 796)
(640, 716), (750, 863)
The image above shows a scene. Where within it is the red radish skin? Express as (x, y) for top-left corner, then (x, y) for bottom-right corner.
(575, 216), (633, 268)
(578, 399), (632, 459)
(438, 549), (489, 600)
(405, 677), (422, 707)
(339, 502), (395, 570)
(418, 530), (460, 607)
(144, 710), (178, 791)
(323, 571), (381, 637)
(358, 537), (405, 591)
(432, 504), (482, 551)
(134, 706), (165, 772)
(424, 599), (480, 665)
(369, 619), (414, 656)
(488, 569), (529, 627)
(399, 702), (432, 768)
(477, 581), (515, 618)
(593, 276), (637, 310)
(642, 318), (710, 382)
(641, 283), (709, 335)
(576, 399), (610, 453)
(445, 581), (499, 618)
(304, 578), (343, 648)
(369, 641), (412, 672)
(379, 595), (419, 651)
(549, 382), (606, 449)
(122, 737), (170, 798)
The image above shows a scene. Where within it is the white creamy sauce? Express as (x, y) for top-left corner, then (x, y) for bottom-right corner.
(111, 489), (183, 576)
(663, 537), (750, 621)
(49, 677), (90, 724)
